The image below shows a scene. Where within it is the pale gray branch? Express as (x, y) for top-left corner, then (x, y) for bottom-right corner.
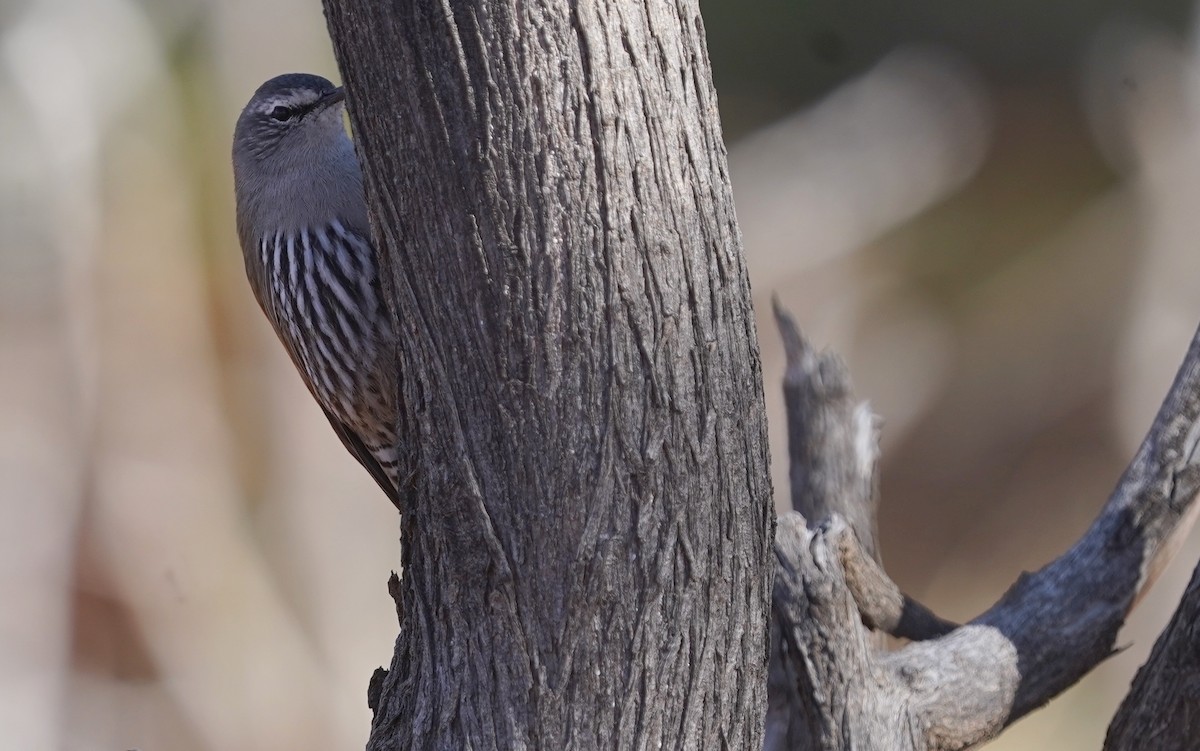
(767, 305), (957, 751)
(774, 298), (878, 559)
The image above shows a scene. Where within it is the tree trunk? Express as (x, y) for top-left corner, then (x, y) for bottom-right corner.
(321, 1), (775, 748)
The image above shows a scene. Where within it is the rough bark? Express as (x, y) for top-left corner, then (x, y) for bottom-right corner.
(769, 310), (1200, 750)
(1105, 552), (1200, 750)
(321, 1), (774, 749)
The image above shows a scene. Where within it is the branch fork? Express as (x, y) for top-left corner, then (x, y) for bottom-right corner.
(768, 299), (1200, 751)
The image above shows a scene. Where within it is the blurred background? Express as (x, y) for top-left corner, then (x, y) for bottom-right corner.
(2, 0), (1199, 748)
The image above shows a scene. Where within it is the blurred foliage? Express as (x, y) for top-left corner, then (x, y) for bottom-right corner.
(703, 0), (1194, 137)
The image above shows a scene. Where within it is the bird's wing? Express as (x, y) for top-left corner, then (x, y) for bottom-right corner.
(318, 404), (402, 510)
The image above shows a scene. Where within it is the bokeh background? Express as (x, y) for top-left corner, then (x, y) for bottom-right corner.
(3, 0), (1199, 748)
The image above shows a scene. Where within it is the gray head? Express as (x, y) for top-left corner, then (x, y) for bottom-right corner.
(233, 73), (367, 250)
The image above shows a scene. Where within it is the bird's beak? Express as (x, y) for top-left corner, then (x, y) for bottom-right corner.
(319, 87), (346, 109)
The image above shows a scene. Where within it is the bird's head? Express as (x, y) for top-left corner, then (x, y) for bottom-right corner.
(232, 73), (366, 249)
(233, 73), (350, 173)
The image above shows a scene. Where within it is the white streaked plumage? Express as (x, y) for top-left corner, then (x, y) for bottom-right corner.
(233, 73), (401, 508)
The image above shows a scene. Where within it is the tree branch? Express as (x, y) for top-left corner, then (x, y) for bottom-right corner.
(769, 307), (1200, 750)
(773, 300), (954, 642)
(833, 524), (957, 641)
(774, 298), (878, 559)
(766, 304), (956, 750)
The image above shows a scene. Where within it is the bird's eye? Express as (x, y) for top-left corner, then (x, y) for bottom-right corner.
(270, 105), (294, 122)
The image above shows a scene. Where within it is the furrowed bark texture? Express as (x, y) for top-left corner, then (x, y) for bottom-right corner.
(768, 311), (1200, 750)
(1105, 558), (1200, 750)
(322, 1), (774, 749)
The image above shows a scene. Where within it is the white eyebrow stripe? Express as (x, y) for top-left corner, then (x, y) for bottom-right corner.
(259, 92), (319, 113)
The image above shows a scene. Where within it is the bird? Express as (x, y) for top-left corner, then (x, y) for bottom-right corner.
(232, 73), (400, 508)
